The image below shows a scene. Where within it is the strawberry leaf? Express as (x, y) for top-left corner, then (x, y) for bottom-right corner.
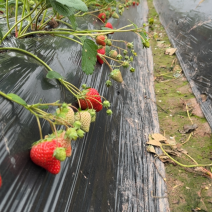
(69, 14), (77, 30)
(82, 39), (98, 75)
(46, 71), (63, 79)
(50, 0), (74, 16)
(56, 0), (88, 12)
(7, 93), (27, 106)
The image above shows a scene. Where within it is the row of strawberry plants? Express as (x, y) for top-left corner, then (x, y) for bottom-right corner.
(0, 0), (153, 178)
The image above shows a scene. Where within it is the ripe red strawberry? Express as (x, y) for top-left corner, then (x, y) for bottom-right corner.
(97, 48), (105, 64)
(79, 88), (103, 112)
(45, 131), (72, 157)
(133, 1), (135, 5)
(30, 140), (61, 174)
(98, 13), (106, 23)
(105, 22), (114, 34)
(96, 35), (106, 46)
(136, 2), (139, 5)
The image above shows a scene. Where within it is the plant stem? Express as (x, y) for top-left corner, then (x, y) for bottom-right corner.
(55, 19), (73, 29)
(160, 144), (212, 167)
(15, 0), (19, 36)
(6, 0), (10, 31)
(18, 0), (26, 35)
(36, 116), (43, 139)
(40, 9), (47, 26)
(1, 3), (41, 43)
(54, 34), (83, 46)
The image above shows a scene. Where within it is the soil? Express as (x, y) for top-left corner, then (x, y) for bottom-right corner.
(147, 0), (212, 211)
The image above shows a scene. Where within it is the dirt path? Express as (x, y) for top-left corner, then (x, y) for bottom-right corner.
(147, 0), (212, 211)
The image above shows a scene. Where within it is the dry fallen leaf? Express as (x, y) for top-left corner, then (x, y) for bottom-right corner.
(151, 133), (167, 142)
(146, 145), (156, 154)
(165, 48), (177, 56)
(146, 139), (161, 147)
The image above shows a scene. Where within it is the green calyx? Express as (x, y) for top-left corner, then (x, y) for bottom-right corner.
(125, 55), (129, 60)
(66, 128), (78, 140)
(54, 147), (66, 161)
(88, 109), (96, 122)
(130, 67), (135, 72)
(106, 109), (113, 115)
(122, 61), (129, 68)
(127, 42), (134, 49)
(73, 121), (81, 129)
(117, 54), (122, 60)
(106, 80), (112, 87)
(123, 50), (128, 55)
(77, 129), (85, 138)
(103, 100), (110, 108)
(143, 40), (150, 48)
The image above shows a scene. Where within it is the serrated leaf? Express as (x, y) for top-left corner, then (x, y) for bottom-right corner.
(50, 0), (74, 16)
(82, 39), (98, 75)
(80, 36), (87, 44)
(7, 93), (27, 106)
(128, 19), (138, 29)
(69, 14), (77, 30)
(46, 71), (63, 79)
(56, 0), (87, 12)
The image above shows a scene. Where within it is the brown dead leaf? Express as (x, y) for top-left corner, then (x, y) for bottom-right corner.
(146, 145), (156, 154)
(159, 155), (176, 165)
(165, 48), (177, 56)
(146, 139), (161, 147)
(151, 133), (167, 142)
(166, 137), (177, 149)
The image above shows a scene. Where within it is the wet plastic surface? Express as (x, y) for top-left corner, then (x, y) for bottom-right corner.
(0, 1), (169, 211)
(154, 0), (212, 129)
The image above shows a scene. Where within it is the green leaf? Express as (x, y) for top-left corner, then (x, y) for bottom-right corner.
(128, 20), (138, 29)
(69, 14), (77, 30)
(46, 71), (63, 79)
(80, 36), (87, 44)
(50, 0), (74, 16)
(82, 39), (98, 75)
(56, 0), (87, 12)
(7, 93), (27, 106)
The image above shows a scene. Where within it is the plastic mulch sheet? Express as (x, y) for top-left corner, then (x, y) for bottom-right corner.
(154, 0), (212, 129)
(0, 1), (169, 211)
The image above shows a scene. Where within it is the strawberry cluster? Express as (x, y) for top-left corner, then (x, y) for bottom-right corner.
(30, 87), (112, 174)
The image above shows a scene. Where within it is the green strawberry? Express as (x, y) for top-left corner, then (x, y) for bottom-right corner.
(106, 39), (112, 46)
(109, 50), (118, 59)
(112, 12), (119, 19)
(110, 69), (123, 83)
